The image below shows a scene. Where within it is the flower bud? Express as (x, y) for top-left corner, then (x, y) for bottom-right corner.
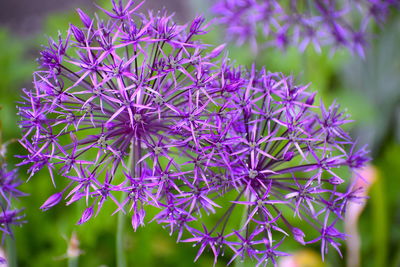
(291, 227), (306, 245)
(283, 151), (294, 161)
(77, 206), (94, 225)
(40, 192), (63, 211)
(76, 8), (92, 28)
(70, 24), (85, 44)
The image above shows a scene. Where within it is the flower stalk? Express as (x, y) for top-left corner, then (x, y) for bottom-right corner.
(5, 224), (16, 267)
(116, 195), (127, 267)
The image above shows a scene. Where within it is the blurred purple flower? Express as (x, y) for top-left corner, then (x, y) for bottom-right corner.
(213, 0), (400, 56)
(0, 141), (26, 243)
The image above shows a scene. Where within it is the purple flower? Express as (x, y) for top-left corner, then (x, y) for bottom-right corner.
(150, 66), (369, 265)
(0, 141), (26, 242)
(77, 205), (94, 225)
(18, 0), (369, 265)
(18, 0), (226, 235)
(40, 192), (63, 211)
(212, 0), (399, 56)
(76, 8), (93, 28)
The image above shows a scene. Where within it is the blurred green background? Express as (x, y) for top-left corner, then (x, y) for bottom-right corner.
(0, 1), (399, 266)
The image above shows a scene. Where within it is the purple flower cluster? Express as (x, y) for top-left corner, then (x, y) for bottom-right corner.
(0, 141), (26, 243)
(18, 0), (226, 228)
(18, 0), (369, 265)
(213, 0), (400, 57)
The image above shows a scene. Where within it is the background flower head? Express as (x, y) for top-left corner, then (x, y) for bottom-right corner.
(213, 0), (400, 57)
(0, 139), (26, 244)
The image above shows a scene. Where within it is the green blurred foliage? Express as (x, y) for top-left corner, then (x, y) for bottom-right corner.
(0, 2), (399, 267)
(0, 29), (35, 140)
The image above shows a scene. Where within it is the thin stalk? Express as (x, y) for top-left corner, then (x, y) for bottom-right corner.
(66, 231), (80, 267)
(5, 236), (17, 267)
(234, 202), (250, 267)
(68, 256), (78, 267)
(116, 197), (127, 267)
(116, 140), (139, 267)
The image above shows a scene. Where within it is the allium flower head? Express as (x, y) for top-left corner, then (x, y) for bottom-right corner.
(213, 0), (400, 57)
(18, 0), (370, 265)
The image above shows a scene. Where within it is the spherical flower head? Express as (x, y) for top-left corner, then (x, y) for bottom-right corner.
(212, 0), (399, 57)
(17, 0), (370, 265)
(18, 0), (226, 231)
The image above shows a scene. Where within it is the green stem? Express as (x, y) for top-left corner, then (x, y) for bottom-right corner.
(371, 175), (388, 267)
(234, 193), (250, 267)
(116, 140), (138, 267)
(5, 236), (17, 267)
(116, 200), (127, 267)
(68, 256), (78, 267)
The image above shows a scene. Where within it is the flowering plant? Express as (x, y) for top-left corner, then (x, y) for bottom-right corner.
(17, 0), (369, 265)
